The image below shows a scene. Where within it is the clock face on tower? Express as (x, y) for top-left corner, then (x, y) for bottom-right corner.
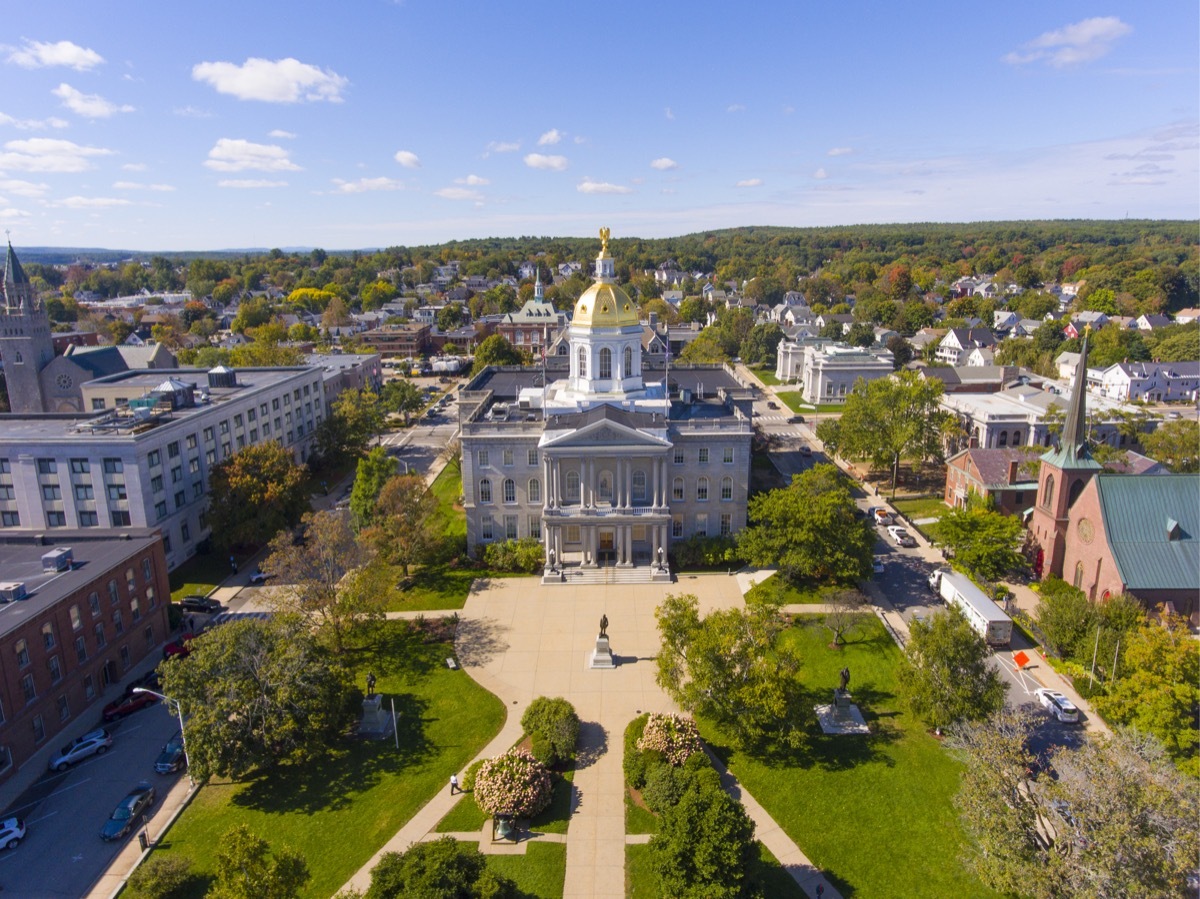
(56, 373), (73, 390)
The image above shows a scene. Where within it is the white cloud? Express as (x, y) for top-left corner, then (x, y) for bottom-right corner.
(435, 187), (483, 201)
(393, 150), (421, 169)
(573, 135), (586, 145)
(192, 57), (348, 103)
(7, 39), (103, 71)
(735, 178), (762, 188)
(173, 106), (212, 118)
(0, 179), (49, 197)
(121, 163), (147, 172)
(650, 157), (678, 171)
(0, 138), (112, 172)
(812, 168), (828, 180)
(268, 129), (296, 139)
(203, 138), (300, 172)
(52, 83), (134, 118)
(664, 107), (674, 120)
(524, 153), (567, 171)
(332, 177), (403, 193)
(0, 111), (69, 131)
(538, 129), (563, 146)
(1004, 16), (1131, 67)
(0, 207), (30, 220)
(113, 181), (175, 192)
(483, 140), (520, 156)
(455, 174), (489, 186)
(827, 146), (853, 157)
(217, 179), (287, 189)
(727, 104), (745, 113)
(577, 178), (632, 195)
(57, 196), (132, 209)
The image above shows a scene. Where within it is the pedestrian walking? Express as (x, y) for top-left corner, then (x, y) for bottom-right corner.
(450, 773), (459, 795)
(816, 884), (824, 898)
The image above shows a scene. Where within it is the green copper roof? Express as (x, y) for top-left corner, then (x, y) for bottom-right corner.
(1041, 328), (1100, 471)
(1095, 473), (1200, 591)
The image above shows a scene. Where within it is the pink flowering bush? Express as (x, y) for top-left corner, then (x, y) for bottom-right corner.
(472, 749), (553, 818)
(636, 713), (702, 767)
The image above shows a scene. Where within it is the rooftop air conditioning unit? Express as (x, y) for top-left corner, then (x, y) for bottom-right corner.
(0, 582), (27, 602)
(41, 547), (73, 572)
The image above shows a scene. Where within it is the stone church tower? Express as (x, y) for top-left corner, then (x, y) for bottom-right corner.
(1028, 328), (1102, 578)
(1, 243), (53, 414)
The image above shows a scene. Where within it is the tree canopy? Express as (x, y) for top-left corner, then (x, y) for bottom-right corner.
(206, 441), (310, 551)
(936, 502), (1026, 587)
(471, 334), (523, 373)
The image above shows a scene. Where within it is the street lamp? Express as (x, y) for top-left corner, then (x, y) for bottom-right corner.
(133, 687), (193, 786)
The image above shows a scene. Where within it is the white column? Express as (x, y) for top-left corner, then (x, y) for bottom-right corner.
(652, 457), (660, 508)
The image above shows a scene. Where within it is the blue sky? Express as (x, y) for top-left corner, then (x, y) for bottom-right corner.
(1, 1), (1196, 250)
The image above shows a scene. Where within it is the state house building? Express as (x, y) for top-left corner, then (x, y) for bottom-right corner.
(459, 230), (754, 583)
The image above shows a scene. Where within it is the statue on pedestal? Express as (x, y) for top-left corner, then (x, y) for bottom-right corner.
(599, 613), (609, 638)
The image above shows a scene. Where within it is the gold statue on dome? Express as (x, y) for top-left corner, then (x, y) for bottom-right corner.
(599, 226), (610, 253)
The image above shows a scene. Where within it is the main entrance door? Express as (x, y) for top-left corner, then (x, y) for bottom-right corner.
(597, 529), (616, 565)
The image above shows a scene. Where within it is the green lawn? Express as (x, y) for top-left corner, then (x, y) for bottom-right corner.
(700, 614), (1002, 899)
(744, 576), (855, 605)
(435, 769), (575, 835)
(750, 368), (785, 386)
(168, 551), (234, 602)
(485, 842), (566, 899)
(775, 390), (813, 413)
(430, 462), (467, 546)
(891, 496), (949, 521)
(626, 841), (808, 898)
(624, 789), (658, 835)
(147, 621), (507, 899)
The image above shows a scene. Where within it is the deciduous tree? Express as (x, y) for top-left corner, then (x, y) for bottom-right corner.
(207, 442), (309, 551)
(361, 473), (438, 577)
(366, 837), (516, 899)
(209, 825), (309, 899)
(349, 447), (399, 527)
(936, 502), (1026, 587)
(471, 334), (523, 373)
(379, 379), (425, 425)
(1141, 418), (1199, 472)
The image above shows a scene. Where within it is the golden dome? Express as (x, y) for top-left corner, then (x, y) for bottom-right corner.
(573, 282), (638, 328)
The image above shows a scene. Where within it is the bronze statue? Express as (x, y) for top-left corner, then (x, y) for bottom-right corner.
(839, 666), (850, 692)
(599, 613), (609, 638)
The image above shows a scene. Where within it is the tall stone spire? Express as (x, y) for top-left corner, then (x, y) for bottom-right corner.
(1041, 326), (1100, 471)
(3, 240), (32, 312)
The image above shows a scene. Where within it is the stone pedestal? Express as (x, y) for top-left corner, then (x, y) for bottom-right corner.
(814, 689), (870, 735)
(359, 693), (394, 739)
(589, 635), (615, 669)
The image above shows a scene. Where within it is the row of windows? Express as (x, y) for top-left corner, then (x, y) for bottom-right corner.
(479, 514), (541, 542)
(475, 447), (739, 468)
(2, 509), (131, 529)
(477, 448), (541, 468)
(577, 345), (636, 380)
(34, 457), (123, 475)
(478, 474), (736, 504)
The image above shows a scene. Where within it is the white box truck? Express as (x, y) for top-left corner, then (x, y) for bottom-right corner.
(927, 569), (1013, 647)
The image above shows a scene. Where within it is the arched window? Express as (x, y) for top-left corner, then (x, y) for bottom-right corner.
(998, 431), (1008, 447)
(721, 476), (733, 501)
(479, 478), (493, 503)
(598, 472), (613, 502)
(624, 346), (633, 378)
(577, 347), (587, 378)
(672, 477), (684, 501)
(632, 470), (646, 502)
(1041, 474), (1055, 509)
(1012, 431), (1023, 446)
(696, 477), (709, 501)
(1073, 561), (1084, 589)
(599, 347), (612, 379)
(566, 470), (580, 503)
(528, 478), (541, 503)
(1068, 478), (1085, 507)
(503, 478), (516, 503)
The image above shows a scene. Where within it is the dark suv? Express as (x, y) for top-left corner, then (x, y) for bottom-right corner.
(179, 595), (221, 614)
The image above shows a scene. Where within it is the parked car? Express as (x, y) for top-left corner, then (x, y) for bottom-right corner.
(102, 689), (159, 722)
(0, 817), (25, 850)
(1035, 688), (1080, 723)
(162, 636), (193, 661)
(788, 414), (805, 423)
(871, 558), (885, 575)
(248, 568), (271, 585)
(154, 731), (186, 774)
(100, 783), (156, 841)
(871, 507), (893, 526)
(886, 525), (917, 547)
(179, 595), (221, 614)
(767, 401), (780, 410)
(48, 728), (112, 772)
(800, 445), (812, 456)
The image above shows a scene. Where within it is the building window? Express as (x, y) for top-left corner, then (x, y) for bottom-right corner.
(721, 477), (733, 501)
(148, 450), (161, 467)
(37, 458), (57, 474)
(69, 458), (90, 474)
(528, 449), (539, 466)
(94, 622), (105, 648)
(695, 513), (709, 537)
(219, 421), (229, 436)
(88, 592), (100, 615)
(193, 483), (203, 499)
(720, 512), (732, 536)
(142, 558), (152, 582)
(48, 655), (62, 683)
(155, 501), (168, 520)
(505, 515), (519, 540)
(577, 347), (587, 378)
(84, 675), (95, 700)
(624, 346), (633, 378)
(120, 646), (130, 670)
(699, 448), (709, 464)
(566, 471), (580, 503)
(503, 449), (514, 466)
(103, 458), (123, 474)
(15, 638), (29, 668)
(107, 580), (119, 604)
(41, 484), (61, 500)
(21, 673), (36, 703)
(0, 485), (12, 499)
(175, 491), (186, 509)
(674, 449), (684, 465)
(481, 515), (494, 541)
(723, 447), (734, 464)
(168, 441), (180, 458)
(74, 484), (94, 500)
(70, 605), (82, 631)
(632, 470), (646, 501)
(566, 525), (581, 544)
(479, 479), (493, 504)
(111, 510), (131, 527)
(672, 477), (684, 501)
(528, 479), (541, 503)
(144, 626), (154, 647)
(672, 516), (684, 538)
(92, 398), (106, 410)
(130, 597), (141, 623)
(204, 426), (215, 442)
(151, 475), (164, 493)
(696, 477), (709, 501)
(528, 516), (541, 539)
(1073, 561), (1084, 589)
(32, 715), (45, 742)
(0, 512), (17, 527)
(74, 635), (87, 664)
(107, 484), (127, 500)
(41, 622), (55, 649)
(171, 466), (183, 484)
(1042, 474), (1055, 509)
(112, 610), (123, 634)
(599, 347), (612, 379)
(187, 434), (198, 450)
(478, 450), (489, 467)
(502, 478), (516, 504)
(46, 511), (66, 527)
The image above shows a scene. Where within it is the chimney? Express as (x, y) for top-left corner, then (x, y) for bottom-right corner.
(1008, 459), (1020, 484)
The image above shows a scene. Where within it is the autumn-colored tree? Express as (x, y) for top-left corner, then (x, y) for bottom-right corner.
(361, 474), (438, 576)
(207, 442), (310, 551)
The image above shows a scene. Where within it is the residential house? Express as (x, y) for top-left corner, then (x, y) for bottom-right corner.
(935, 328), (997, 366)
(965, 346), (995, 367)
(1097, 361), (1200, 403)
(1135, 313), (1172, 331)
(1174, 308), (1200, 325)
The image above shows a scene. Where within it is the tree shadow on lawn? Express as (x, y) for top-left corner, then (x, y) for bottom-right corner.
(231, 691), (433, 815)
(346, 621), (444, 681)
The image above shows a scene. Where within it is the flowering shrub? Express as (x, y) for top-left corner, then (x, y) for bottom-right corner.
(636, 713), (702, 767)
(472, 749), (553, 818)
